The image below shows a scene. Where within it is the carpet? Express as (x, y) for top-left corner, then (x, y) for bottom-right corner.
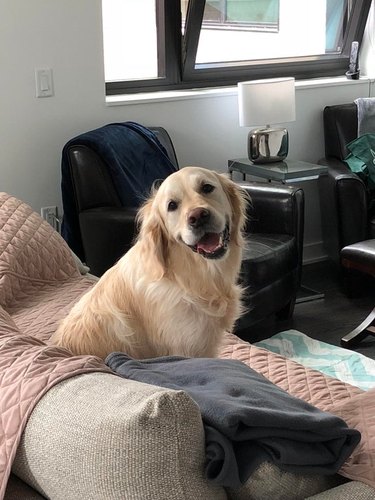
(254, 330), (375, 391)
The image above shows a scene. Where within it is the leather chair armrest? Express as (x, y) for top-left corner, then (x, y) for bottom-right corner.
(79, 207), (138, 276)
(237, 182), (304, 238)
(318, 156), (359, 176)
(318, 159), (368, 264)
(237, 182), (304, 278)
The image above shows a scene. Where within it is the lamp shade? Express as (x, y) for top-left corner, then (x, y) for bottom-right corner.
(238, 77), (296, 127)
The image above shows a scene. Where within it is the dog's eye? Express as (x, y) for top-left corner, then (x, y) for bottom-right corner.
(167, 200), (178, 212)
(202, 183), (215, 194)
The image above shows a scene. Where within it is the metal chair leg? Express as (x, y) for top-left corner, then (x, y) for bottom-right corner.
(341, 306), (375, 347)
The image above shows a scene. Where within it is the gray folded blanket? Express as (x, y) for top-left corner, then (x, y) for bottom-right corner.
(355, 97), (375, 136)
(105, 354), (361, 488)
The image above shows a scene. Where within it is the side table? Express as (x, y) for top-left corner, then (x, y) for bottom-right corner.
(228, 158), (328, 183)
(228, 158), (328, 303)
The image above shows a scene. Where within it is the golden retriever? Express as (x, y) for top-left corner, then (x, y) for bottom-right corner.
(51, 166), (247, 359)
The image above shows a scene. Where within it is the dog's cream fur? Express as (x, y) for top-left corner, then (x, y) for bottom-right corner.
(51, 167), (247, 359)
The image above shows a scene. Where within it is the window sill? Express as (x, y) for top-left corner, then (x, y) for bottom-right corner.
(106, 75), (373, 107)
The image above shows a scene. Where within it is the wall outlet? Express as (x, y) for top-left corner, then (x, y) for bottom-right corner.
(41, 206), (59, 231)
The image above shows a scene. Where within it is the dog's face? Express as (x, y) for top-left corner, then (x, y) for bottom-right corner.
(157, 167), (234, 259)
(138, 167), (247, 263)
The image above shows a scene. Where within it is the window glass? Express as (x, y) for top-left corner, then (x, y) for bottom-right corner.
(190, 0), (349, 65)
(326, 0), (349, 52)
(227, 0), (279, 24)
(211, 0), (279, 27)
(102, 0), (159, 82)
(181, 0), (279, 28)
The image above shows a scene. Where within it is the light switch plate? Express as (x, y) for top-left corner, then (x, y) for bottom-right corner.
(35, 68), (54, 98)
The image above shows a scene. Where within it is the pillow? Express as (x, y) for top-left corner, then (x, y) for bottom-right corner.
(307, 480), (375, 500)
(227, 461), (345, 500)
(12, 372), (227, 500)
(0, 193), (80, 308)
(13, 370), (349, 500)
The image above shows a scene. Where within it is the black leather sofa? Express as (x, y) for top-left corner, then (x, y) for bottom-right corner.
(61, 125), (304, 333)
(319, 103), (375, 265)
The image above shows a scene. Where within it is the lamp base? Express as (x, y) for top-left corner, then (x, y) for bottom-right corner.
(248, 126), (289, 164)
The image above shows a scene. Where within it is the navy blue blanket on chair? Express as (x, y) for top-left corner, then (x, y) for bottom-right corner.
(106, 354), (361, 488)
(61, 121), (178, 259)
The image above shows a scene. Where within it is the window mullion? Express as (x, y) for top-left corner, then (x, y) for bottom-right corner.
(340, 0), (371, 57)
(182, 0), (205, 78)
(163, 0), (182, 84)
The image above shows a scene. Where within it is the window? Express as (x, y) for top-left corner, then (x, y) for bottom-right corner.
(102, 0), (160, 82)
(187, 0), (280, 31)
(103, 0), (372, 95)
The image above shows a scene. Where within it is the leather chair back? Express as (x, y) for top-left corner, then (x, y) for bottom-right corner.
(67, 127), (179, 215)
(62, 125), (178, 264)
(319, 102), (372, 265)
(323, 103), (358, 160)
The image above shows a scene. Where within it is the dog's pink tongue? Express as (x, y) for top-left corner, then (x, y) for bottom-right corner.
(197, 233), (220, 253)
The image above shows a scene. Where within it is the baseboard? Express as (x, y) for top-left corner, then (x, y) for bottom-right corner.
(302, 241), (328, 265)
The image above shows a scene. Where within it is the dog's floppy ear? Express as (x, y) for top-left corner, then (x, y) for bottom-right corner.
(151, 178), (164, 191)
(136, 196), (168, 280)
(218, 174), (249, 246)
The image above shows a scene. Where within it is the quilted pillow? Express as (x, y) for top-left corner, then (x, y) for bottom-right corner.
(0, 193), (80, 308)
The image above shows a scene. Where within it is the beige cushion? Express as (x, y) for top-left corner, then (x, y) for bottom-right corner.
(306, 480), (375, 500)
(12, 372), (226, 500)
(227, 461), (345, 500)
(13, 371), (366, 500)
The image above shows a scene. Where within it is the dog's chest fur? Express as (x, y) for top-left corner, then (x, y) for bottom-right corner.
(104, 239), (245, 358)
(130, 277), (242, 357)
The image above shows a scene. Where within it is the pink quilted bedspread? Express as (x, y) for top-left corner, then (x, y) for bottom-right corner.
(220, 333), (375, 488)
(0, 193), (111, 499)
(0, 192), (374, 498)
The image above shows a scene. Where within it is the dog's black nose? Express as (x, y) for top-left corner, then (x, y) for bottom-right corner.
(187, 208), (210, 228)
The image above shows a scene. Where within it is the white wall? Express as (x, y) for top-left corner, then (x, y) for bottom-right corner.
(0, 0), (374, 262)
(360, 0), (375, 79)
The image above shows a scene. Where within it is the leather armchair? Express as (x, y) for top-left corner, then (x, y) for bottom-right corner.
(61, 124), (304, 333)
(62, 126), (178, 277)
(318, 103), (375, 265)
(235, 181), (304, 333)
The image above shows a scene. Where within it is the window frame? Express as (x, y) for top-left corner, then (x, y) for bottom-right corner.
(106, 0), (182, 94)
(105, 0), (372, 96)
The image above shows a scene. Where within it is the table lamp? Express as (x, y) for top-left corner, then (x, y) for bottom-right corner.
(238, 77), (296, 164)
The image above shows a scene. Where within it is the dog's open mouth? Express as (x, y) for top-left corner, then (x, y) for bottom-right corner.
(189, 224), (230, 259)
